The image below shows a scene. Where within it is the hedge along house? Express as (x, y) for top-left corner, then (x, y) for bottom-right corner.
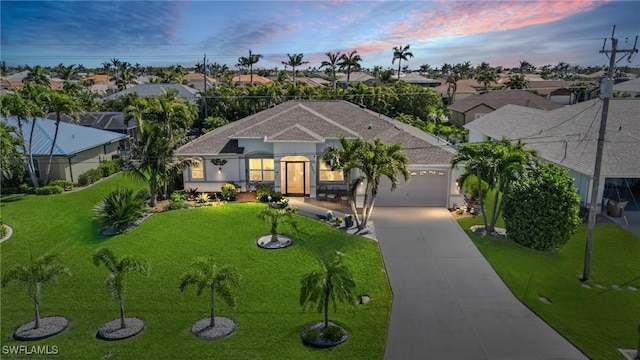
(2, 117), (126, 184)
(175, 100), (462, 208)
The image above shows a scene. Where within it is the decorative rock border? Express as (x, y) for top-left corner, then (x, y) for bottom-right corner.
(256, 235), (293, 249)
(0, 224), (13, 243)
(13, 316), (69, 341)
(96, 317), (145, 341)
(469, 225), (507, 238)
(300, 321), (349, 348)
(190, 316), (237, 340)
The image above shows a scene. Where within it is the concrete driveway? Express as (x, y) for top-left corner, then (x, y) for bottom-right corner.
(372, 207), (587, 360)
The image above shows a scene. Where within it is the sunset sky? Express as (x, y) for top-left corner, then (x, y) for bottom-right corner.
(2, 0), (639, 70)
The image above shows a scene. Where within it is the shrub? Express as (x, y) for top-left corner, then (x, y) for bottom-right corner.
(0, 187), (20, 194)
(196, 193), (210, 204)
(303, 329), (320, 342)
(48, 179), (74, 191)
(165, 192), (186, 211)
(136, 188), (151, 203)
(35, 185), (64, 195)
(19, 183), (35, 194)
(256, 183), (274, 202)
(221, 182), (238, 201)
(323, 325), (346, 342)
(98, 161), (121, 177)
(186, 187), (199, 200)
(93, 187), (148, 232)
(78, 168), (103, 186)
(503, 163), (581, 251)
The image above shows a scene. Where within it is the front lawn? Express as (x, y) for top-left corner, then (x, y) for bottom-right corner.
(458, 214), (640, 360)
(0, 174), (391, 359)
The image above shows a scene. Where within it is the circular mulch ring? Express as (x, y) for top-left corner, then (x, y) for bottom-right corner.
(300, 321), (349, 348)
(190, 316), (237, 340)
(256, 234), (293, 249)
(13, 316), (69, 341)
(96, 317), (145, 341)
(0, 224), (13, 243)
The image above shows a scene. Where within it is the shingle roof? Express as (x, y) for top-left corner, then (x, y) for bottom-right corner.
(400, 73), (441, 84)
(613, 77), (640, 93)
(45, 112), (136, 131)
(465, 99), (640, 176)
(104, 83), (198, 103)
(449, 90), (563, 113)
(175, 100), (456, 165)
(232, 74), (271, 84)
(2, 117), (125, 156)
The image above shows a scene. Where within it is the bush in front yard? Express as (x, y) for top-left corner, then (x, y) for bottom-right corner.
(93, 187), (148, 233)
(48, 179), (74, 191)
(503, 162), (581, 251)
(35, 185), (64, 195)
(98, 160), (121, 177)
(221, 182), (238, 201)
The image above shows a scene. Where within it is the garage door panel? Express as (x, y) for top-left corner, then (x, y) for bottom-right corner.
(375, 170), (448, 207)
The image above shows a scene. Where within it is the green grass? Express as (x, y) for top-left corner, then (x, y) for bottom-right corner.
(1, 174), (392, 359)
(458, 212), (640, 360)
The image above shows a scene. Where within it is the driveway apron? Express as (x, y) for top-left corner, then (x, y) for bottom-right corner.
(372, 207), (587, 360)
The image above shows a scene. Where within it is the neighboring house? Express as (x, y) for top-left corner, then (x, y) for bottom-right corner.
(527, 80), (598, 105)
(335, 72), (381, 89)
(104, 83), (199, 103)
(399, 73), (441, 88)
(175, 100), (462, 207)
(464, 98), (640, 212)
(184, 72), (217, 90)
(434, 79), (482, 101)
(613, 77), (640, 98)
(295, 77), (329, 88)
(232, 74), (272, 86)
(448, 90), (563, 127)
(45, 112), (137, 154)
(1, 117), (126, 183)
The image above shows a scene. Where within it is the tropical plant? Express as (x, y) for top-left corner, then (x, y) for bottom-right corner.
(179, 256), (241, 328)
(24, 65), (51, 88)
(196, 192), (210, 204)
(503, 162), (581, 251)
(257, 207), (297, 244)
(281, 53), (309, 85)
(1, 254), (71, 329)
(0, 122), (24, 180)
(476, 70), (498, 91)
(93, 187), (148, 233)
(451, 138), (537, 233)
(504, 74), (529, 89)
(392, 45), (413, 79)
(323, 137), (409, 230)
(41, 90), (80, 184)
(337, 50), (362, 82)
(237, 50), (263, 85)
(93, 248), (151, 330)
(320, 52), (341, 89)
(300, 251), (356, 329)
(446, 72), (461, 102)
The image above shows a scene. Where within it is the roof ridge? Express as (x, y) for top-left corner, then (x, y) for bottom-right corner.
(297, 103), (361, 138)
(267, 123), (324, 142)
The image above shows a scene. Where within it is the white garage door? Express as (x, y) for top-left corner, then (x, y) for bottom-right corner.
(375, 169), (449, 207)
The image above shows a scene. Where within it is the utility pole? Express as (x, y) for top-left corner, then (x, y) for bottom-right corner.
(203, 53), (209, 119)
(583, 27), (638, 281)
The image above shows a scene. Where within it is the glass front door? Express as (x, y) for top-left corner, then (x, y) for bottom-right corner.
(285, 162), (305, 195)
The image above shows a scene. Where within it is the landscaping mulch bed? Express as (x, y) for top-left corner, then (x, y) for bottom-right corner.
(190, 317), (236, 340)
(96, 317), (145, 341)
(13, 316), (69, 341)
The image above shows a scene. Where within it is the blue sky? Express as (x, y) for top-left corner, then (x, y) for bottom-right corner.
(2, 0), (639, 70)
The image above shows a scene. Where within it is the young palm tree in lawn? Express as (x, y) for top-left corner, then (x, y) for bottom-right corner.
(258, 207), (297, 244)
(179, 256), (241, 328)
(281, 53), (309, 86)
(93, 187), (148, 233)
(24, 65), (51, 88)
(41, 89), (80, 184)
(337, 50), (362, 82)
(320, 52), (341, 89)
(1, 254), (71, 330)
(93, 248), (151, 330)
(300, 251), (356, 329)
(237, 50), (263, 85)
(392, 45), (413, 80)
(451, 138), (536, 233)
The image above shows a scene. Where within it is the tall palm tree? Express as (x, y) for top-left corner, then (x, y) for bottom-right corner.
(320, 52), (341, 89)
(392, 45), (413, 80)
(419, 63), (432, 76)
(24, 65), (51, 88)
(505, 73), (529, 89)
(93, 248), (151, 330)
(237, 50), (263, 85)
(337, 50), (362, 83)
(2, 254), (71, 329)
(451, 139), (537, 233)
(41, 90), (80, 184)
(476, 70), (498, 91)
(281, 53), (309, 86)
(446, 72), (461, 102)
(179, 256), (241, 328)
(300, 251), (356, 329)
(110, 58), (122, 79)
(111, 64), (135, 91)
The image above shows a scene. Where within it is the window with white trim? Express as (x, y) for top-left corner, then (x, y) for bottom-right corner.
(319, 161), (344, 182)
(191, 160), (204, 180)
(249, 158), (274, 181)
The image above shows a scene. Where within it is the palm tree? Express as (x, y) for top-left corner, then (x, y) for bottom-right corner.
(451, 139), (537, 233)
(257, 207), (296, 244)
(320, 52), (341, 89)
(419, 63), (432, 76)
(93, 248), (151, 330)
(93, 187), (148, 233)
(505, 73), (529, 89)
(41, 90), (80, 184)
(392, 45), (413, 80)
(476, 70), (498, 91)
(300, 251), (356, 329)
(110, 58), (122, 79)
(111, 64), (135, 91)
(337, 50), (362, 82)
(237, 50), (263, 85)
(446, 72), (461, 102)
(1, 254), (71, 329)
(0, 122), (24, 180)
(281, 53), (309, 86)
(179, 256), (241, 328)
(24, 65), (51, 88)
